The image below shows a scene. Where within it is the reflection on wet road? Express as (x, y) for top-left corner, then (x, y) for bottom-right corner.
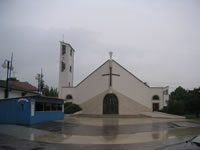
(34, 126), (200, 144)
(0, 116), (200, 148)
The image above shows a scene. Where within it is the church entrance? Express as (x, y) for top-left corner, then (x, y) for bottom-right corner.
(103, 94), (118, 114)
(152, 103), (159, 111)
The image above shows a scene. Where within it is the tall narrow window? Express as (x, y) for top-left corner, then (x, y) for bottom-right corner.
(69, 82), (70, 87)
(70, 49), (72, 56)
(61, 61), (65, 72)
(62, 45), (66, 55)
(69, 66), (72, 72)
(163, 90), (168, 95)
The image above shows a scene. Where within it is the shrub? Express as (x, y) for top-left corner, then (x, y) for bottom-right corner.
(64, 103), (82, 114)
(166, 101), (185, 116)
(64, 102), (72, 108)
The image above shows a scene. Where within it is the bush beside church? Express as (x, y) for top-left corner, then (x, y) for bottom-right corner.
(64, 102), (82, 114)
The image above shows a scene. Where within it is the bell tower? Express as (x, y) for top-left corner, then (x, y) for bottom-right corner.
(58, 41), (75, 93)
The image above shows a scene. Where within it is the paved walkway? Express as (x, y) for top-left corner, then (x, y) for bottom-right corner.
(140, 112), (185, 119)
(0, 115), (199, 150)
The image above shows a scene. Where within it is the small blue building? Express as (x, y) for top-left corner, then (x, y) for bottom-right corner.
(0, 95), (64, 125)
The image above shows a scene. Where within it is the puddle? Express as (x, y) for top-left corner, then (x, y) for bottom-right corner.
(34, 127), (200, 144)
(1, 118), (200, 145)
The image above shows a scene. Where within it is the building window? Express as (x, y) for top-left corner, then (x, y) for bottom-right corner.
(152, 95), (160, 100)
(62, 45), (66, 55)
(35, 102), (63, 112)
(52, 103), (57, 111)
(61, 61), (65, 72)
(66, 94), (73, 100)
(69, 82), (70, 87)
(36, 102), (44, 111)
(44, 103), (51, 111)
(21, 92), (27, 97)
(163, 89), (168, 95)
(57, 104), (62, 111)
(69, 66), (72, 72)
(70, 49), (72, 56)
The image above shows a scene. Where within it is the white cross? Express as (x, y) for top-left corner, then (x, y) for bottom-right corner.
(109, 51), (113, 60)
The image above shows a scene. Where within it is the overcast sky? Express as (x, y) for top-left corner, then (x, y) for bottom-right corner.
(0, 0), (200, 91)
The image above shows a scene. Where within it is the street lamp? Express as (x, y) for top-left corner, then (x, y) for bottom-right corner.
(2, 59), (14, 98)
(35, 69), (44, 94)
(35, 73), (41, 93)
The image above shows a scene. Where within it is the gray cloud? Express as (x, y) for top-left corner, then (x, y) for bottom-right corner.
(0, 0), (200, 91)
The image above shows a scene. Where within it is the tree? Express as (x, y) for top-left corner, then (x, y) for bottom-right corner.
(167, 100), (185, 115)
(42, 85), (58, 97)
(163, 86), (200, 118)
(185, 88), (200, 118)
(164, 86), (188, 115)
(169, 86), (188, 102)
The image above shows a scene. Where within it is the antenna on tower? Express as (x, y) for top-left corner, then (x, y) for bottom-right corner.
(62, 34), (65, 42)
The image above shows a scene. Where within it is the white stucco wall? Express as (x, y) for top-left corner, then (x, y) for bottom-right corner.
(0, 88), (37, 99)
(112, 61), (152, 108)
(58, 42), (74, 94)
(0, 88), (22, 99)
(25, 92), (37, 97)
(149, 88), (164, 110)
(80, 89), (151, 115)
(61, 61), (110, 104)
(60, 59), (169, 113)
(9, 90), (22, 98)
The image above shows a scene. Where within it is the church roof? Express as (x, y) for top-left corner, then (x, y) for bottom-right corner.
(75, 60), (109, 88)
(113, 60), (150, 88)
(64, 59), (167, 89)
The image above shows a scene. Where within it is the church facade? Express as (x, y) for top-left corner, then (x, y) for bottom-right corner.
(58, 42), (169, 115)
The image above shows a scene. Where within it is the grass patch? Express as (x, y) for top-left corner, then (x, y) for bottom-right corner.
(185, 114), (200, 120)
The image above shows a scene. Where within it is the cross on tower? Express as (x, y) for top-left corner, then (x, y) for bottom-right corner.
(102, 52), (120, 87)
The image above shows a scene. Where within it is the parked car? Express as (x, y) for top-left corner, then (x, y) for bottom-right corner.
(157, 136), (200, 150)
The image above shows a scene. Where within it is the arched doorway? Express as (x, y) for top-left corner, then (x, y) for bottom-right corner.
(103, 94), (118, 114)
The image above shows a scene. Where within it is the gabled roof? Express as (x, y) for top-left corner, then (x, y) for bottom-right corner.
(74, 60), (109, 88)
(113, 60), (168, 89)
(63, 59), (167, 89)
(112, 60), (150, 88)
(0, 80), (38, 92)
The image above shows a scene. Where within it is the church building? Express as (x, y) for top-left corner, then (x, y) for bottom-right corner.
(58, 41), (169, 115)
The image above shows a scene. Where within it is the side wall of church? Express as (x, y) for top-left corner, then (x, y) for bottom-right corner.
(150, 87), (169, 109)
(149, 88), (165, 110)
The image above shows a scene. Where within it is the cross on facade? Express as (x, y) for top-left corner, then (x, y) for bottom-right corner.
(102, 52), (120, 87)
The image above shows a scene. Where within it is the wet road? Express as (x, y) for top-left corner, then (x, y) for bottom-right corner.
(0, 115), (200, 150)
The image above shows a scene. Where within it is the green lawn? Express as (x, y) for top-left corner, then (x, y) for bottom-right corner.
(185, 114), (200, 120)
